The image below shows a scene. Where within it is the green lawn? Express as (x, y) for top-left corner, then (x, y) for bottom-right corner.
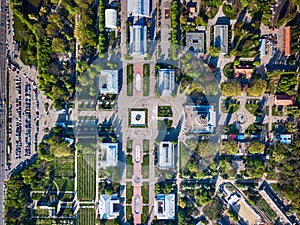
(143, 139), (149, 153)
(126, 164), (133, 179)
(127, 64), (133, 96)
(33, 209), (49, 217)
(142, 184), (149, 203)
(142, 154), (149, 179)
(221, 99), (240, 113)
(257, 198), (277, 220)
(77, 154), (96, 201)
(157, 106), (173, 117)
(179, 142), (190, 173)
(223, 62), (234, 79)
(76, 208), (95, 225)
(142, 154), (149, 167)
(245, 103), (260, 116)
(126, 183), (133, 204)
(127, 139), (133, 153)
(126, 205), (133, 224)
(141, 206), (149, 224)
(143, 64), (150, 96)
(54, 156), (75, 178)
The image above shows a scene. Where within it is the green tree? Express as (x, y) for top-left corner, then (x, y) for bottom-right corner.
(221, 140), (239, 154)
(203, 197), (225, 220)
(221, 81), (242, 96)
(247, 78), (267, 96)
(247, 141), (265, 154)
(51, 38), (66, 54)
(234, 60), (240, 66)
(195, 16), (206, 26)
(209, 46), (220, 57)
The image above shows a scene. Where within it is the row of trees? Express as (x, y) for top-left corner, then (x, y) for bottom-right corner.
(98, 0), (106, 58)
(170, 0), (179, 60)
(221, 78), (267, 97)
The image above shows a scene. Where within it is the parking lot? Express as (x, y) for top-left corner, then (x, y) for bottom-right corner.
(7, 72), (39, 165)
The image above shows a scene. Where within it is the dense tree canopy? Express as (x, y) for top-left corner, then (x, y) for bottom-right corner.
(221, 140), (239, 154)
(247, 141), (265, 154)
(268, 143), (300, 216)
(247, 78), (267, 96)
(221, 81), (242, 96)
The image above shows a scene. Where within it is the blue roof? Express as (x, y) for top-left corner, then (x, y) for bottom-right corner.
(237, 134), (244, 140)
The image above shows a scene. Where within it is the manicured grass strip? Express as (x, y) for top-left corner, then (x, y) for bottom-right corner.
(77, 208), (95, 225)
(143, 139), (149, 153)
(126, 183), (133, 204)
(126, 205), (133, 224)
(77, 154), (96, 201)
(126, 164), (133, 179)
(142, 154), (149, 179)
(127, 139), (133, 153)
(142, 184), (149, 204)
(141, 206), (149, 224)
(143, 64), (150, 96)
(127, 64), (133, 96)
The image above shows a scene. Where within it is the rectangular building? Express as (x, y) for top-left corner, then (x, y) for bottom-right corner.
(214, 25), (229, 54)
(157, 69), (176, 96)
(129, 25), (147, 56)
(158, 142), (174, 169)
(127, 0), (150, 17)
(154, 194), (175, 220)
(186, 31), (205, 54)
(99, 143), (118, 167)
(99, 70), (119, 94)
(98, 194), (120, 219)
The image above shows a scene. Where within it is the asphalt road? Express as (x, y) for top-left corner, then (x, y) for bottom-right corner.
(0, 1), (7, 225)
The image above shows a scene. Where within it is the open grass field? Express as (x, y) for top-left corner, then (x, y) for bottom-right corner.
(77, 154), (96, 201)
(77, 208), (95, 225)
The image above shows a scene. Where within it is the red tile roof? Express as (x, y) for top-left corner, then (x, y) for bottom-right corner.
(284, 26), (291, 56)
(274, 95), (294, 106)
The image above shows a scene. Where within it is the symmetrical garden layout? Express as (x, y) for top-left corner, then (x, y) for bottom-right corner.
(71, 59), (212, 224)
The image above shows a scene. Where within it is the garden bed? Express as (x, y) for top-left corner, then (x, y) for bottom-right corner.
(157, 106), (173, 117)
